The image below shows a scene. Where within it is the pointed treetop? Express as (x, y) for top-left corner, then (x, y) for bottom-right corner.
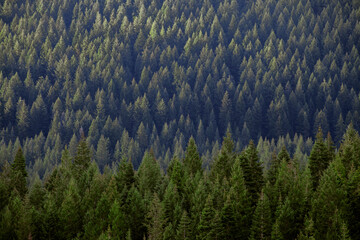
(277, 146), (291, 163)
(222, 129), (234, 155)
(315, 127), (324, 142)
(12, 147), (27, 178)
(184, 136), (202, 176)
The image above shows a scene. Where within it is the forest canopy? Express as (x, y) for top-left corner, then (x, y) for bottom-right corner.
(1, 0), (360, 239)
(1, 125), (360, 239)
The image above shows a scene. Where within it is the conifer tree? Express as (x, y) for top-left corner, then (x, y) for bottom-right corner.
(210, 130), (235, 181)
(146, 193), (164, 240)
(184, 137), (202, 176)
(176, 210), (191, 240)
(59, 178), (81, 239)
(241, 140), (264, 207)
(308, 128), (332, 189)
(197, 196), (215, 240)
(108, 199), (126, 239)
(136, 151), (162, 195)
(11, 147), (27, 198)
(310, 157), (348, 239)
(250, 191), (272, 240)
(116, 158), (135, 193)
(221, 196), (237, 239)
(74, 136), (92, 174)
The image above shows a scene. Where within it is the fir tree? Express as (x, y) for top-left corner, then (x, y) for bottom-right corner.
(11, 147), (27, 198)
(183, 137), (202, 176)
(308, 128), (332, 189)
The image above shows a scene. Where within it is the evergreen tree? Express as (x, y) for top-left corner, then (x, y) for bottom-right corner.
(210, 130), (235, 182)
(250, 191), (272, 240)
(108, 199), (126, 239)
(136, 151), (162, 196)
(73, 136), (92, 176)
(146, 193), (164, 240)
(308, 128), (333, 189)
(183, 137), (202, 176)
(11, 147), (27, 198)
(241, 140), (264, 207)
(176, 210), (191, 240)
(197, 196), (215, 240)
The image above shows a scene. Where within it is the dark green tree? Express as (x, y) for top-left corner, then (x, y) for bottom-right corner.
(250, 191), (272, 240)
(308, 128), (333, 189)
(183, 137), (202, 176)
(11, 147), (27, 198)
(240, 140), (264, 207)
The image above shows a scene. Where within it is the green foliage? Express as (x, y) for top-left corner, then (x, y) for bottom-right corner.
(146, 193), (164, 240)
(210, 130), (235, 182)
(241, 140), (264, 207)
(250, 191), (272, 240)
(184, 137), (202, 176)
(0, 0), (360, 237)
(136, 151), (162, 196)
(308, 128), (333, 189)
(11, 147), (27, 198)
(74, 137), (92, 176)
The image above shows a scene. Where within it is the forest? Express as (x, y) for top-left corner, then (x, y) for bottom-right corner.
(0, 0), (360, 238)
(1, 126), (360, 239)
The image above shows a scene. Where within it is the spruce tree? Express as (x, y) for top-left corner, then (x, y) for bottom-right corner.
(241, 140), (264, 207)
(146, 193), (164, 240)
(184, 137), (202, 176)
(250, 191), (272, 240)
(197, 196), (215, 240)
(308, 128), (332, 189)
(74, 136), (91, 175)
(176, 210), (191, 240)
(108, 199), (126, 239)
(210, 130), (235, 182)
(11, 147), (27, 198)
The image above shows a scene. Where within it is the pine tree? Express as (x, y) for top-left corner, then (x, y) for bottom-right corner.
(176, 210), (191, 240)
(297, 216), (315, 240)
(96, 135), (110, 171)
(146, 193), (164, 240)
(73, 136), (92, 176)
(108, 199), (126, 239)
(250, 191), (272, 240)
(241, 140), (264, 207)
(229, 156), (252, 239)
(308, 128), (332, 189)
(267, 152), (279, 185)
(116, 158), (135, 193)
(11, 147), (27, 198)
(184, 137), (202, 176)
(136, 151), (162, 196)
(59, 178), (81, 239)
(126, 186), (146, 240)
(310, 157), (348, 239)
(220, 196), (237, 239)
(197, 196), (215, 240)
(210, 130), (235, 182)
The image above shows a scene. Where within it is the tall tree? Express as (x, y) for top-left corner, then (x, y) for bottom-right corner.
(146, 193), (164, 240)
(211, 130), (235, 181)
(183, 137), (202, 176)
(250, 191), (272, 240)
(73, 136), (92, 176)
(11, 147), (27, 198)
(241, 140), (264, 207)
(308, 128), (333, 189)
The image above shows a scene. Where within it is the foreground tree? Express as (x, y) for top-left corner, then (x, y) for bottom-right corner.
(11, 148), (27, 198)
(308, 128), (333, 189)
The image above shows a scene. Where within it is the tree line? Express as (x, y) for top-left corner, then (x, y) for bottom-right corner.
(0, 125), (359, 239)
